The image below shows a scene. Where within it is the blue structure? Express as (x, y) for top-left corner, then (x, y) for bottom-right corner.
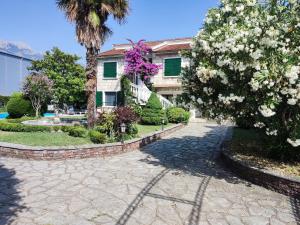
(0, 50), (33, 96)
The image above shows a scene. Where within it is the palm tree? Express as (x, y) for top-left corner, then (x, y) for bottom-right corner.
(57, 0), (129, 128)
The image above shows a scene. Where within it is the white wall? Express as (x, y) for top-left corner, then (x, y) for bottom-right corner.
(96, 57), (124, 92)
(152, 53), (190, 88)
(96, 53), (190, 92)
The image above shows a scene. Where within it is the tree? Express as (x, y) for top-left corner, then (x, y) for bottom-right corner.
(182, 0), (300, 156)
(124, 40), (161, 83)
(57, 0), (129, 128)
(141, 93), (166, 125)
(23, 73), (53, 117)
(29, 48), (86, 109)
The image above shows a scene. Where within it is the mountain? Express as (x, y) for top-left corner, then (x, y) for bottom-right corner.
(0, 40), (43, 60)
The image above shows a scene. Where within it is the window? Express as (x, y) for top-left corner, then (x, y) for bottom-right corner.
(103, 62), (117, 78)
(105, 92), (117, 106)
(164, 58), (182, 77)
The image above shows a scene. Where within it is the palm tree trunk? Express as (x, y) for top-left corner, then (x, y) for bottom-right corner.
(86, 47), (98, 128)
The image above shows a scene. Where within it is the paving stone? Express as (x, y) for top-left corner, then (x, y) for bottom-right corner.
(0, 123), (297, 225)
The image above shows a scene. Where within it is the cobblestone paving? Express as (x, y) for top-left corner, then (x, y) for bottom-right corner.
(0, 123), (299, 225)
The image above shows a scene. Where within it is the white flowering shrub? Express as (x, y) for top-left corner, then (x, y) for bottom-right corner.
(182, 0), (300, 158)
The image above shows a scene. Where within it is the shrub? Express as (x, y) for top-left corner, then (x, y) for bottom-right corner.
(89, 130), (107, 144)
(6, 93), (33, 118)
(114, 106), (138, 127)
(67, 126), (87, 137)
(0, 121), (51, 132)
(181, 0), (300, 158)
(166, 107), (190, 124)
(141, 93), (166, 125)
(127, 124), (138, 136)
(146, 93), (162, 109)
(96, 112), (115, 136)
(5, 116), (35, 124)
(130, 103), (143, 118)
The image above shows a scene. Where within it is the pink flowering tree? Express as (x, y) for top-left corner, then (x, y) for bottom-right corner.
(124, 40), (161, 83)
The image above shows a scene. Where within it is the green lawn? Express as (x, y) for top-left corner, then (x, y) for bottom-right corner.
(0, 123), (176, 147)
(136, 123), (174, 136)
(0, 131), (92, 146)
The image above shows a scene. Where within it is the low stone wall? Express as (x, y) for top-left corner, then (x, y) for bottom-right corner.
(221, 147), (300, 198)
(0, 124), (184, 160)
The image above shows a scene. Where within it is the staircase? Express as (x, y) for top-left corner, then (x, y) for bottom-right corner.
(130, 82), (173, 109)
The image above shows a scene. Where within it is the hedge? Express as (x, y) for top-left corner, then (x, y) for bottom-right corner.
(0, 121), (52, 132)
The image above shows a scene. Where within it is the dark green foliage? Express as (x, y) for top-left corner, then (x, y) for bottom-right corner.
(6, 93), (33, 118)
(0, 95), (10, 107)
(145, 93), (162, 110)
(120, 76), (134, 106)
(28, 48), (86, 109)
(127, 124), (138, 136)
(141, 93), (165, 125)
(67, 126), (87, 137)
(89, 130), (107, 144)
(232, 128), (300, 162)
(166, 107), (190, 124)
(0, 121), (51, 132)
(141, 108), (166, 125)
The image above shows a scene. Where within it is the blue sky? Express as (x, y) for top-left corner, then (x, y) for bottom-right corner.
(0, 0), (219, 62)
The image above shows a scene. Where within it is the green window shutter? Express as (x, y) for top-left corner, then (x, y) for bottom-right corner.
(96, 91), (103, 107)
(103, 62), (117, 78)
(164, 58), (182, 77)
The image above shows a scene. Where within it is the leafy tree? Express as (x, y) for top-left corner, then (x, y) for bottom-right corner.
(57, 0), (129, 128)
(182, 0), (300, 158)
(28, 47), (86, 109)
(23, 73), (53, 117)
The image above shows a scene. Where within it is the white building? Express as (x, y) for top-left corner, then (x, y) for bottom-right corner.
(96, 37), (192, 110)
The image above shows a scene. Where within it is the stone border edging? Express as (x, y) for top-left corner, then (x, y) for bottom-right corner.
(0, 124), (185, 160)
(220, 146), (300, 198)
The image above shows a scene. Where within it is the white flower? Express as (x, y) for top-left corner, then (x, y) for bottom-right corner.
(197, 98), (203, 104)
(266, 128), (278, 136)
(287, 98), (297, 105)
(254, 122), (265, 128)
(285, 66), (299, 84)
(287, 138), (300, 147)
(259, 105), (276, 117)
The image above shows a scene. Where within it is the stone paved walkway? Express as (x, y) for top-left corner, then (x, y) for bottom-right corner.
(0, 123), (299, 225)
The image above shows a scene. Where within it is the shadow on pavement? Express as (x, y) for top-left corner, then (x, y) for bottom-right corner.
(0, 163), (25, 225)
(116, 125), (250, 225)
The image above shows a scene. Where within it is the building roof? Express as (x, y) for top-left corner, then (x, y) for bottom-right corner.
(98, 37), (192, 58)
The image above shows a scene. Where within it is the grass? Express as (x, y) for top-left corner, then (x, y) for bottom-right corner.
(0, 123), (177, 146)
(0, 131), (92, 146)
(136, 123), (174, 136)
(229, 128), (300, 177)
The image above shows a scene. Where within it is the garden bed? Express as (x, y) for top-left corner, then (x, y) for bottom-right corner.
(0, 123), (184, 160)
(221, 128), (300, 197)
(229, 128), (300, 178)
